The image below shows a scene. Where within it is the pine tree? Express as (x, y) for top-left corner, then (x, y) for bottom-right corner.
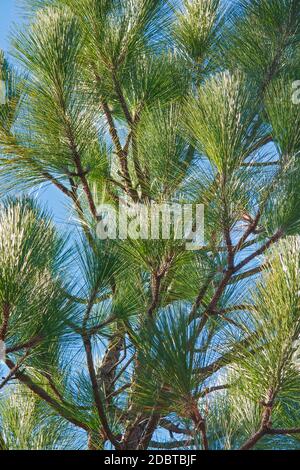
(0, 0), (300, 450)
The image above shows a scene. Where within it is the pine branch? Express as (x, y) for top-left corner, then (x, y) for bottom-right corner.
(5, 358), (89, 432)
(159, 419), (192, 436)
(69, 182), (95, 248)
(266, 428), (300, 435)
(81, 290), (121, 446)
(228, 265), (266, 283)
(241, 161), (279, 168)
(189, 402), (209, 450)
(198, 384), (230, 398)
(234, 229), (284, 273)
(192, 229), (283, 333)
(111, 68), (133, 125)
(41, 171), (73, 198)
(148, 253), (175, 317)
(150, 439), (194, 449)
(138, 413), (161, 450)
(0, 351), (29, 390)
(64, 121), (98, 220)
(195, 333), (257, 377)
(5, 335), (42, 353)
(188, 276), (214, 322)
(106, 383), (131, 400)
(242, 135), (274, 160)
(0, 303), (10, 341)
(240, 389), (275, 450)
(234, 210), (261, 254)
(83, 336), (121, 448)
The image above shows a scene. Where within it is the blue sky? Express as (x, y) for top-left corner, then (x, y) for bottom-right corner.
(0, 1), (69, 226)
(0, 0), (18, 52)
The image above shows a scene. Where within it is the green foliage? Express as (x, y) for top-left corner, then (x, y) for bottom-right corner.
(173, 0), (227, 78)
(223, 0), (300, 88)
(265, 77), (300, 156)
(219, 238), (300, 449)
(0, 388), (82, 450)
(0, 199), (73, 371)
(184, 71), (265, 174)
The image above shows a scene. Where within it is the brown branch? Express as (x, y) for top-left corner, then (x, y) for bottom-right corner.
(36, 369), (81, 409)
(240, 237), (262, 251)
(189, 401), (209, 450)
(243, 135), (274, 159)
(81, 289), (121, 446)
(82, 290), (124, 447)
(5, 358), (89, 431)
(95, 69), (140, 201)
(123, 131), (133, 156)
(199, 268), (234, 329)
(65, 122), (98, 220)
(66, 291), (111, 306)
(42, 172), (73, 198)
(261, 43), (286, 95)
(240, 389), (275, 450)
(102, 100), (125, 158)
(188, 277), (214, 323)
(69, 183), (95, 248)
(160, 419), (192, 436)
(150, 439), (194, 449)
(234, 210), (261, 255)
(148, 254), (175, 317)
(52, 82), (98, 221)
(217, 304), (254, 315)
(101, 99), (138, 200)
(83, 336), (120, 448)
(148, 273), (162, 318)
(107, 338), (126, 376)
(229, 265), (266, 283)
(222, 190), (234, 271)
(131, 108), (145, 193)
(195, 333), (257, 377)
(240, 426), (267, 450)
(266, 428), (300, 435)
(97, 336), (124, 396)
(241, 161), (279, 168)
(87, 315), (117, 337)
(110, 354), (135, 389)
(224, 226), (234, 270)
(198, 384), (230, 398)
(111, 68), (133, 125)
(192, 229), (283, 334)
(6, 335), (42, 354)
(234, 229), (284, 274)
(0, 351), (29, 390)
(106, 382), (131, 400)
(63, 167), (89, 178)
(0, 303), (10, 341)
(80, 175), (98, 220)
(138, 413), (161, 450)
(189, 271), (234, 337)
(198, 237), (260, 254)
